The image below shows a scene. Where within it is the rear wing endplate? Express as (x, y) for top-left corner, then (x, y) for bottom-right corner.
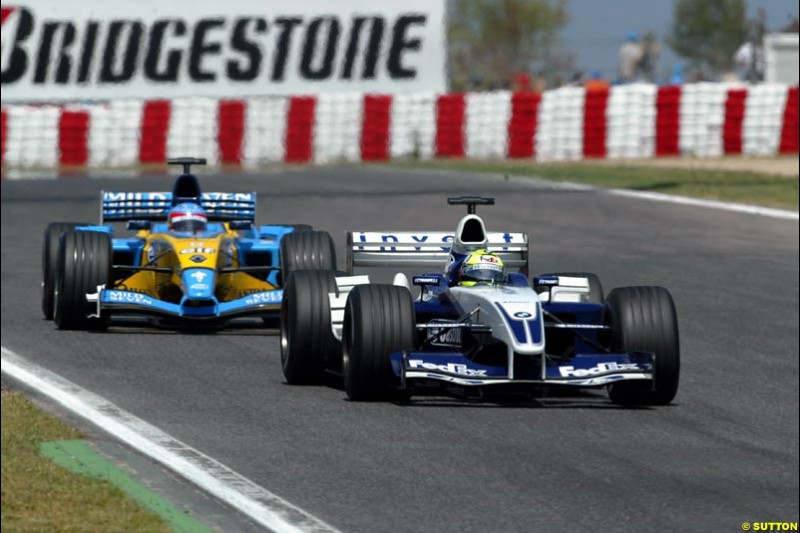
(101, 192), (256, 223)
(347, 231), (529, 275)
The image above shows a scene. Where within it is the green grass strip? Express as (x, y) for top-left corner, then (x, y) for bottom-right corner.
(40, 440), (215, 533)
(390, 160), (799, 211)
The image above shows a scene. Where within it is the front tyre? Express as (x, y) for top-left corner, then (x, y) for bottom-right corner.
(53, 230), (112, 330)
(606, 286), (680, 405)
(342, 284), (416, 401)
(280, 270), (340, 384)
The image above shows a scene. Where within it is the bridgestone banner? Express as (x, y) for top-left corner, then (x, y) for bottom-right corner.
(0, 0), (446, 101)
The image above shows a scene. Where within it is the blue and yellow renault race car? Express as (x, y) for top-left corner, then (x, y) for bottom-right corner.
(41, 158), (335, 330)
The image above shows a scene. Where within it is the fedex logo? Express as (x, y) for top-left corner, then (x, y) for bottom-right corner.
(559, 362), (641, 378)
(408, 359), (487, 377)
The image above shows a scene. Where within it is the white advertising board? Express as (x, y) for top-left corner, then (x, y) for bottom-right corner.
(765, 33), (799, 85)
(1, 0), (446, 101)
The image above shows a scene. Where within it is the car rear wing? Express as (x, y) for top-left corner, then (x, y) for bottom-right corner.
(100, 192), (256, 223)
(347, 231), (529, 274)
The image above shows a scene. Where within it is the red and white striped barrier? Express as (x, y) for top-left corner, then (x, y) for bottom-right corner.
(1, 83), (797, 171)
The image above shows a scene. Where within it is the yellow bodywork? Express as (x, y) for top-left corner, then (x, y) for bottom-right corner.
(114, 226), (275, 303)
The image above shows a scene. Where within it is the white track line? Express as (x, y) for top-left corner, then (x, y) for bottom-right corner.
(605, 188), (799, 221)
(3, 170), (60, 180)
(504, 172), (798, 220)
(0, 345), (342, 533)
(373, 165), (799, 220)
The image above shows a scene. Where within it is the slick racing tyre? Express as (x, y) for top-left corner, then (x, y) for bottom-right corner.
(281, 270), (340, 384)
(605, 286), (680, 406)
(538, 272), (604, 304)
(342, 284), (416, 401)
(42, 222), (84, 319)
(279, 230), (336, 285)
(54, 230), (113, 330)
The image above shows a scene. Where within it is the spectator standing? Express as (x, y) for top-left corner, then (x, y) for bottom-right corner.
(734, 36), (764, 82)
(734, 41), (754, 80)
(513, 72), (533, 92)
(639, 32), (661, 82)
(585, 70), (610, 90)
(669, 64), (685, 84)
(618, 33), (643, 82)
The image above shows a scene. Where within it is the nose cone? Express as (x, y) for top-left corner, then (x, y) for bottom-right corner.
(182, 268), (215, 300)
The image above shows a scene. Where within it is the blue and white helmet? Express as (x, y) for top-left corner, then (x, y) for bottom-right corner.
(168, 202), (207, 233)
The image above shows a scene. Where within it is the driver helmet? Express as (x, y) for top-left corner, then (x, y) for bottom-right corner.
(458, 250), (505, 287)
(168, 202), (207, 234)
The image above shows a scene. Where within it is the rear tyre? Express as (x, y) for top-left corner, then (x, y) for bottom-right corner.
(605, 286), (680, 406)
(53, 230), (112, 330)
(42, 222), (83, 319)
(342, 284), (416, 401)
(538, 272), (604, 303)
(279, 231), (336, 285)
(280, 270), (340, 384)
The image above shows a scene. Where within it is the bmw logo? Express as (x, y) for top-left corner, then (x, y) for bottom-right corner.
(514, 311), (532, 318)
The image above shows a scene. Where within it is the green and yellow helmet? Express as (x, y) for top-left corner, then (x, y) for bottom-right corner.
(458, 250), (505, 287)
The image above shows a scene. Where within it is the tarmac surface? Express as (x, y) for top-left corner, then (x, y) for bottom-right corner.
(2, 166), (798, 532)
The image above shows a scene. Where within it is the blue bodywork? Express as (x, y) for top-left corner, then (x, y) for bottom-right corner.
(107, 222), (296, 289)
(79, 222), (299, 323)
(76, 181), (307, 324)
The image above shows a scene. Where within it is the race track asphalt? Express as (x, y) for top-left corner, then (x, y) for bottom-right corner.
(2, 166), (798, 532)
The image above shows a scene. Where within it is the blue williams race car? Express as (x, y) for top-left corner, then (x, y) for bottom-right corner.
(280, 196), (680, 406)
(41, 158), (335, 330)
